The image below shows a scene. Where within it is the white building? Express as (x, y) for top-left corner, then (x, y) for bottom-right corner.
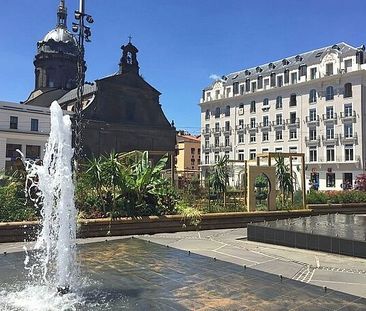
(200, 42), (366, 191)
(0, 101), (50, 171)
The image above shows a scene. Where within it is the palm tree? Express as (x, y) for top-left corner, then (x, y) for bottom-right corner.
(210, 155), (229, 205)
(275, 155), (294, 207)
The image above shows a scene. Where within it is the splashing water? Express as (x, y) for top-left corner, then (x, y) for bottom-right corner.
(0, 101), (82, 310)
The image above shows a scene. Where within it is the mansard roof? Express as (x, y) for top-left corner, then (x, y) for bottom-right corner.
(205, 42), (361, 91)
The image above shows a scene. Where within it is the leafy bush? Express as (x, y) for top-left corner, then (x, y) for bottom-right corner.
(307, 190), (366, 204)
(0, 178), (36, 222)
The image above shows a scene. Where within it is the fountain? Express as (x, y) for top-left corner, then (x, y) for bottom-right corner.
(0, 101), (83, 310)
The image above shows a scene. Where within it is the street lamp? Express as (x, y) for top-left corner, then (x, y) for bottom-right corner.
(72, 0), (93, 169)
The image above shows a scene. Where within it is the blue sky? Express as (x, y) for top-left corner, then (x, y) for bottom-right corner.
(1, 0), (366, 134)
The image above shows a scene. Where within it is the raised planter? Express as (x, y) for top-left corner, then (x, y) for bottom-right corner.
(0, 205), (365, 243)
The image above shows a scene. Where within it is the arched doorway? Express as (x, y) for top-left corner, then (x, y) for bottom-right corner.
(254, 173), (270, 210)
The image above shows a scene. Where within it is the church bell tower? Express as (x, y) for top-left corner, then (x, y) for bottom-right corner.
(119, 37), (140, 75)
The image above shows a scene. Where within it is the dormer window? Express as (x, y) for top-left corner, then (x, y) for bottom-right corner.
(268, 63), (276, 70)
(282, 59), (289, 66)
(295, 55), (303, 62)
(245, 70), (251, 76)
(256, 66), (263, 73)
(270, 73), (276, 87)
(257, 76), (263, 89)
(326, 63), (334, 76)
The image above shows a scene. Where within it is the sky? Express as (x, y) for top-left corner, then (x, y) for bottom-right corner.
(1, 0), (366, 134)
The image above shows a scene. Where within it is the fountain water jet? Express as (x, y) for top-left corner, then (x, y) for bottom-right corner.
(24, 101), (77, 293)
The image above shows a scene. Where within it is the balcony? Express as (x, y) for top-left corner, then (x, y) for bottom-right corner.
(286, 118), (300, 128)
(222, 143), (232, 152)
(212, 128), (221, 136)
(305, 135), (321, 146)
(246, 123), (258, 132)
(221, 126), (232, 135)
(272, 120), (285, 129)
(202, 128), (211, 136)
(305, 115), (320, 126)
(340, 111), (356, 123)
(322, 113), (337, 124)
(235, 124), (245, 133)
(202, 146), (211, 153)
(212, 144), (221, 152)
(340, 133), (358, 144)
(258, 122), (271, 131)
(322, 134), (339, 145)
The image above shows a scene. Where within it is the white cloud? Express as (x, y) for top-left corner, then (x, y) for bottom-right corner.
(209, 74), (222, 81)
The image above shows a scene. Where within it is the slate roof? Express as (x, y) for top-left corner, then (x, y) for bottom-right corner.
(205, 42), (361, 91)
(57, 83), (97, 104)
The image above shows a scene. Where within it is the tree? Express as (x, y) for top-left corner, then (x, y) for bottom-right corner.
(209, 155), (229, 204)
(275, 155), (294, 207)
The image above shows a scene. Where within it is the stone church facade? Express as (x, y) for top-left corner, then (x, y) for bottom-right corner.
(24, 0), (176, 163)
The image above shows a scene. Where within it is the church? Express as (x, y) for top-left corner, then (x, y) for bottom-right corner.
(23, 0), (176, 163)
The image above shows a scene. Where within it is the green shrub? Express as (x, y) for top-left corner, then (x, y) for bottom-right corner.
(306, 190), (328, 204)
(0, 183), (36, 222)
(307, 190), (366, 204)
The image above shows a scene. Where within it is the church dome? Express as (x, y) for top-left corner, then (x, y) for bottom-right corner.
(42, 27), (77, 46)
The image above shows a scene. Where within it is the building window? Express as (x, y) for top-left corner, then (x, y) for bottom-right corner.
(245, 79), (250, 92)
(215, 107), (220, 118)
(326, 106), (334, 119)
(290, 112), (297, 124)
(344, 83), (352, 98)
(344, 59), (352, 73)
(225, 136), (230, 147)
(257, 76), (263, 89)
(205, 138), (209, 148)
(326, 86), (334, 100)
(206, 92), (211, 101)
(270, 73), (276, 87)
(249, 149), (256, 160)
(289, 129), (297, 140)
(238, 150), (244, 161)
(214, 137), (219, 148)
(289, 94), (297, 106)
(299, 64), (307, 77)
(275, 147), (283, 153)
(326, 125), (334, 139)
(215, 122), (220, 132)
(284, 69), (289, 84)
(214, 152), (220, 163)
(263, 115), (269, 127)
(238, 119), (244, 129)
(276, 114), (282, 125)
(30, 119), (39, 132)
(309, 146), (317, 162)
(326, 63), (334, 76)
(277, 75), (283, 87)
(6, 144), (22, 158)
(191, 148), (195, 154)
(344, 123), (353, 138)
(250, 101), (256, 113)
(289, 146), (297, 153)
(309, 108), (317, 122)
(233, 82), (239, 95)
(10, 116), (18, 130)
(205, 153), (209, 164)
(276, 96), (282, 109)
(309, 89), (317, 103)
(240, 84), (244, 95)
(310, 67), (317, 80)
(309, 127), (317, 141)
(344, 103), (352, 117)
(326, 145), (335, 162)
(291, 72), (297, 84)
(263, 78), (269, 89)
(205, 109), (210, 120)
(238, 133), (244, 143)
(263, 98), (269, 108)
(215, 90), (220, 99)
(262, 132), (269, 141)
(250, 118), (256, 129)
(251, 81), (257, 92)
(250, 133), (256, 143)
(224, 121), (230, 132)
(226, 88), (231, 98)
(225, 105), (230, 117)
(345, 144), (354, 161)
(275, 130), (283, 141)
(326, 172), (336, 187)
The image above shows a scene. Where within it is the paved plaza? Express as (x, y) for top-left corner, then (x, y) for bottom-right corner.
(0, 228), (366, 310)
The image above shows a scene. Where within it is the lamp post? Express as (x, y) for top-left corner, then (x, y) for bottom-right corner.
(72, 0), (93, 170)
